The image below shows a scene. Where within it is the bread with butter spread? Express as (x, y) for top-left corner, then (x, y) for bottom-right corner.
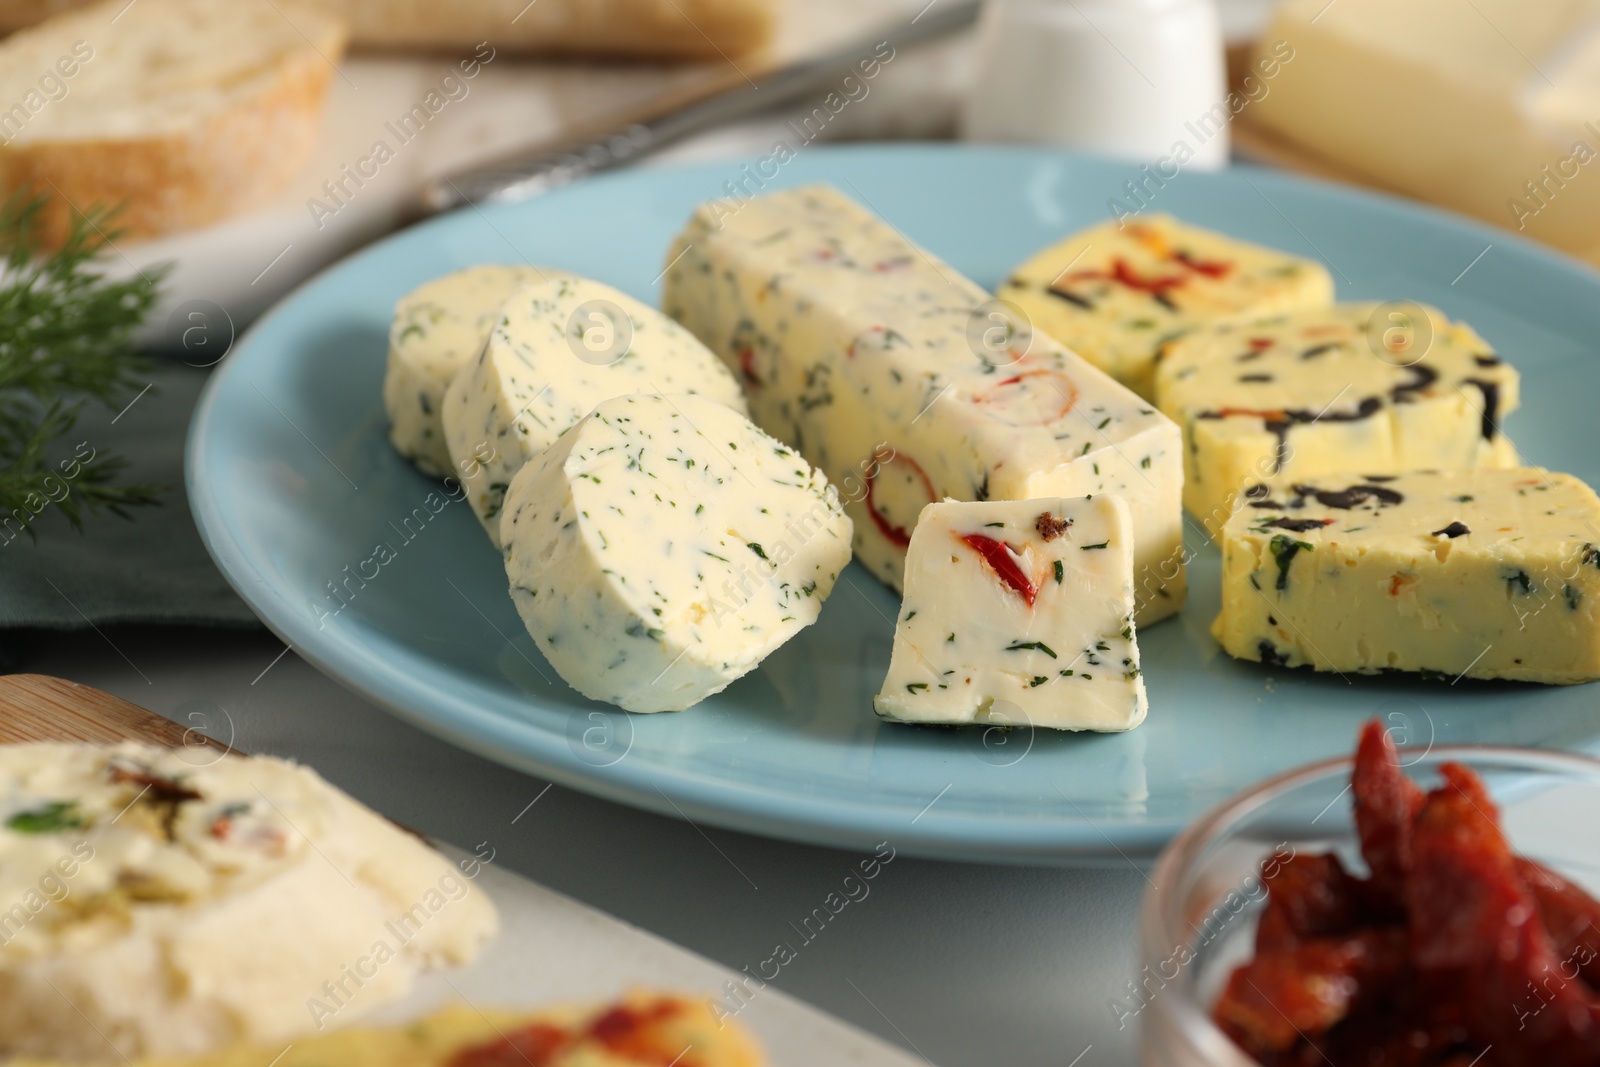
(0, 742), (497, 1061)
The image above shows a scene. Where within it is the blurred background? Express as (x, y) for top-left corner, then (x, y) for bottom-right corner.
(7, 0), (1597, 348)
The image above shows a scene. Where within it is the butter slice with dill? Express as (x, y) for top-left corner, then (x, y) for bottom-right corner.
(499, 393), (851, 713)
(384, 265), (566, 478)
(442, 276), (747, 545)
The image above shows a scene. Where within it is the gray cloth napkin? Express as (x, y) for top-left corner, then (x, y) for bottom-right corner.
(0, 359), (260, 630)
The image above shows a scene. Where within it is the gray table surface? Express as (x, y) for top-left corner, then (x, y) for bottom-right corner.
(18, 625), (1147, 1067)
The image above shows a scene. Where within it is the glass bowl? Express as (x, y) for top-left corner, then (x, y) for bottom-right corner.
(1136, 743), (1600, 1067)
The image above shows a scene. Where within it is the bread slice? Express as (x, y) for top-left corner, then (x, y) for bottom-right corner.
(0, 0), (347, 247)
(0, 0), (776, 59)
(326, 0), (778, 58)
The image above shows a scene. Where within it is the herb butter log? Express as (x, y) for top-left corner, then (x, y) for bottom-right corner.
(442, 276), (748, 546)
(499, 393), (852, 713)
(385, 265), (566, 477)
(1154, 302), (1521, 532)
(1214, 469), (1600, 684)
(662, 185), (1187, 626)
(1000, 215), (1335, 399)
(875, 496), (1147, 731)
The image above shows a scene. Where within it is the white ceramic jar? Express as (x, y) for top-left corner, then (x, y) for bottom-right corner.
(960, 0), (1230, 170)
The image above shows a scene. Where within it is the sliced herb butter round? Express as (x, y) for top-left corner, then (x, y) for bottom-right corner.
(384, 265), (567, 477)
(0, 743), (497, 1060)
(500, 393), (852, 713)
(442, 276), (748, 546)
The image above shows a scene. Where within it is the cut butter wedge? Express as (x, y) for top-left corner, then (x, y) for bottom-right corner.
(874, 495), (1147, 732)
(1153, 302), (1520, 533)
(1213, 468), (1600, 684)
(442, 276), (748, 545)
(499, 393), (852, 713)
(385, 265), (566, 477)
(1001, 214), (1334, 399)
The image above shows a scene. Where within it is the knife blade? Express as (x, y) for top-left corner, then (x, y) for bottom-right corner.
(418, 0), (981, 214)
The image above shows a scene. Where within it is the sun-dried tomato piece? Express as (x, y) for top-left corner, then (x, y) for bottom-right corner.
(1312, 1015), (1489, 1067)
(449, 1022), (568, 1067)
(1217, 724), (1600, 1065)
(1517, 857), (1600, 990)
(1214, 928), (1407, 1058)
(1172, 249), (1233, 278)
(1352, 719), (1424, 903)
(108, 761), (203, 803)
(1406, 764), (1600, 1064)
(1255, 852), (1368, 953)
(958, 533), (1037, 605)
(588, 997), (684, 1058)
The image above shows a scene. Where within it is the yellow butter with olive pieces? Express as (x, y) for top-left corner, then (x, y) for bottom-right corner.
(1153, 302), (1521, 532)
(1212, 468), (1600, 684)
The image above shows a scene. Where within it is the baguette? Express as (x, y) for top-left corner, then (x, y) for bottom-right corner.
(0, 0), (779, 59)
(0, 0), (347, 247)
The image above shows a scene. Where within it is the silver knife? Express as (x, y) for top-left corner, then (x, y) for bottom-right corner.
(418, 0), (981, 214)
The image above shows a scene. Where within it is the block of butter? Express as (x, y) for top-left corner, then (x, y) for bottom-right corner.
(663, 185), (1187, 626)
(1001, 214), (1333, 398)
(1250, 0), (1600, 267)
(1153, 302), (1520, 531)
(873, 495), (1147, 732)
(1212, 468), (1600, 684)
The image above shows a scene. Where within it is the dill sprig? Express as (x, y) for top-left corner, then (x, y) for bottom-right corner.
(0, 191), (169, 535)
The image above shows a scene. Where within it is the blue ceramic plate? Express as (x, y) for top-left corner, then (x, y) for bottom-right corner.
(188, 145), (1600, 865)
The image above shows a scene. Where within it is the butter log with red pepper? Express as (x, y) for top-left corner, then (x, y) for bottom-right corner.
(662, 185), (1186, 626)
(873, 495), (1146, 731)
(1000, 214), (1335, 400)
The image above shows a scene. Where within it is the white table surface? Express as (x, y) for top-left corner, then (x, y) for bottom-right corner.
(19, 625), (1148, 1067)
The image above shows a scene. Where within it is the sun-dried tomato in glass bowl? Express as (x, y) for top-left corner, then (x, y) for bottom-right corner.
(1138, 721), (1600, 1067)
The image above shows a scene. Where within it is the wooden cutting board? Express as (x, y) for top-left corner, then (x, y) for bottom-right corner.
(0, 674), (228, 748)
(0, 673), (926, 1067)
